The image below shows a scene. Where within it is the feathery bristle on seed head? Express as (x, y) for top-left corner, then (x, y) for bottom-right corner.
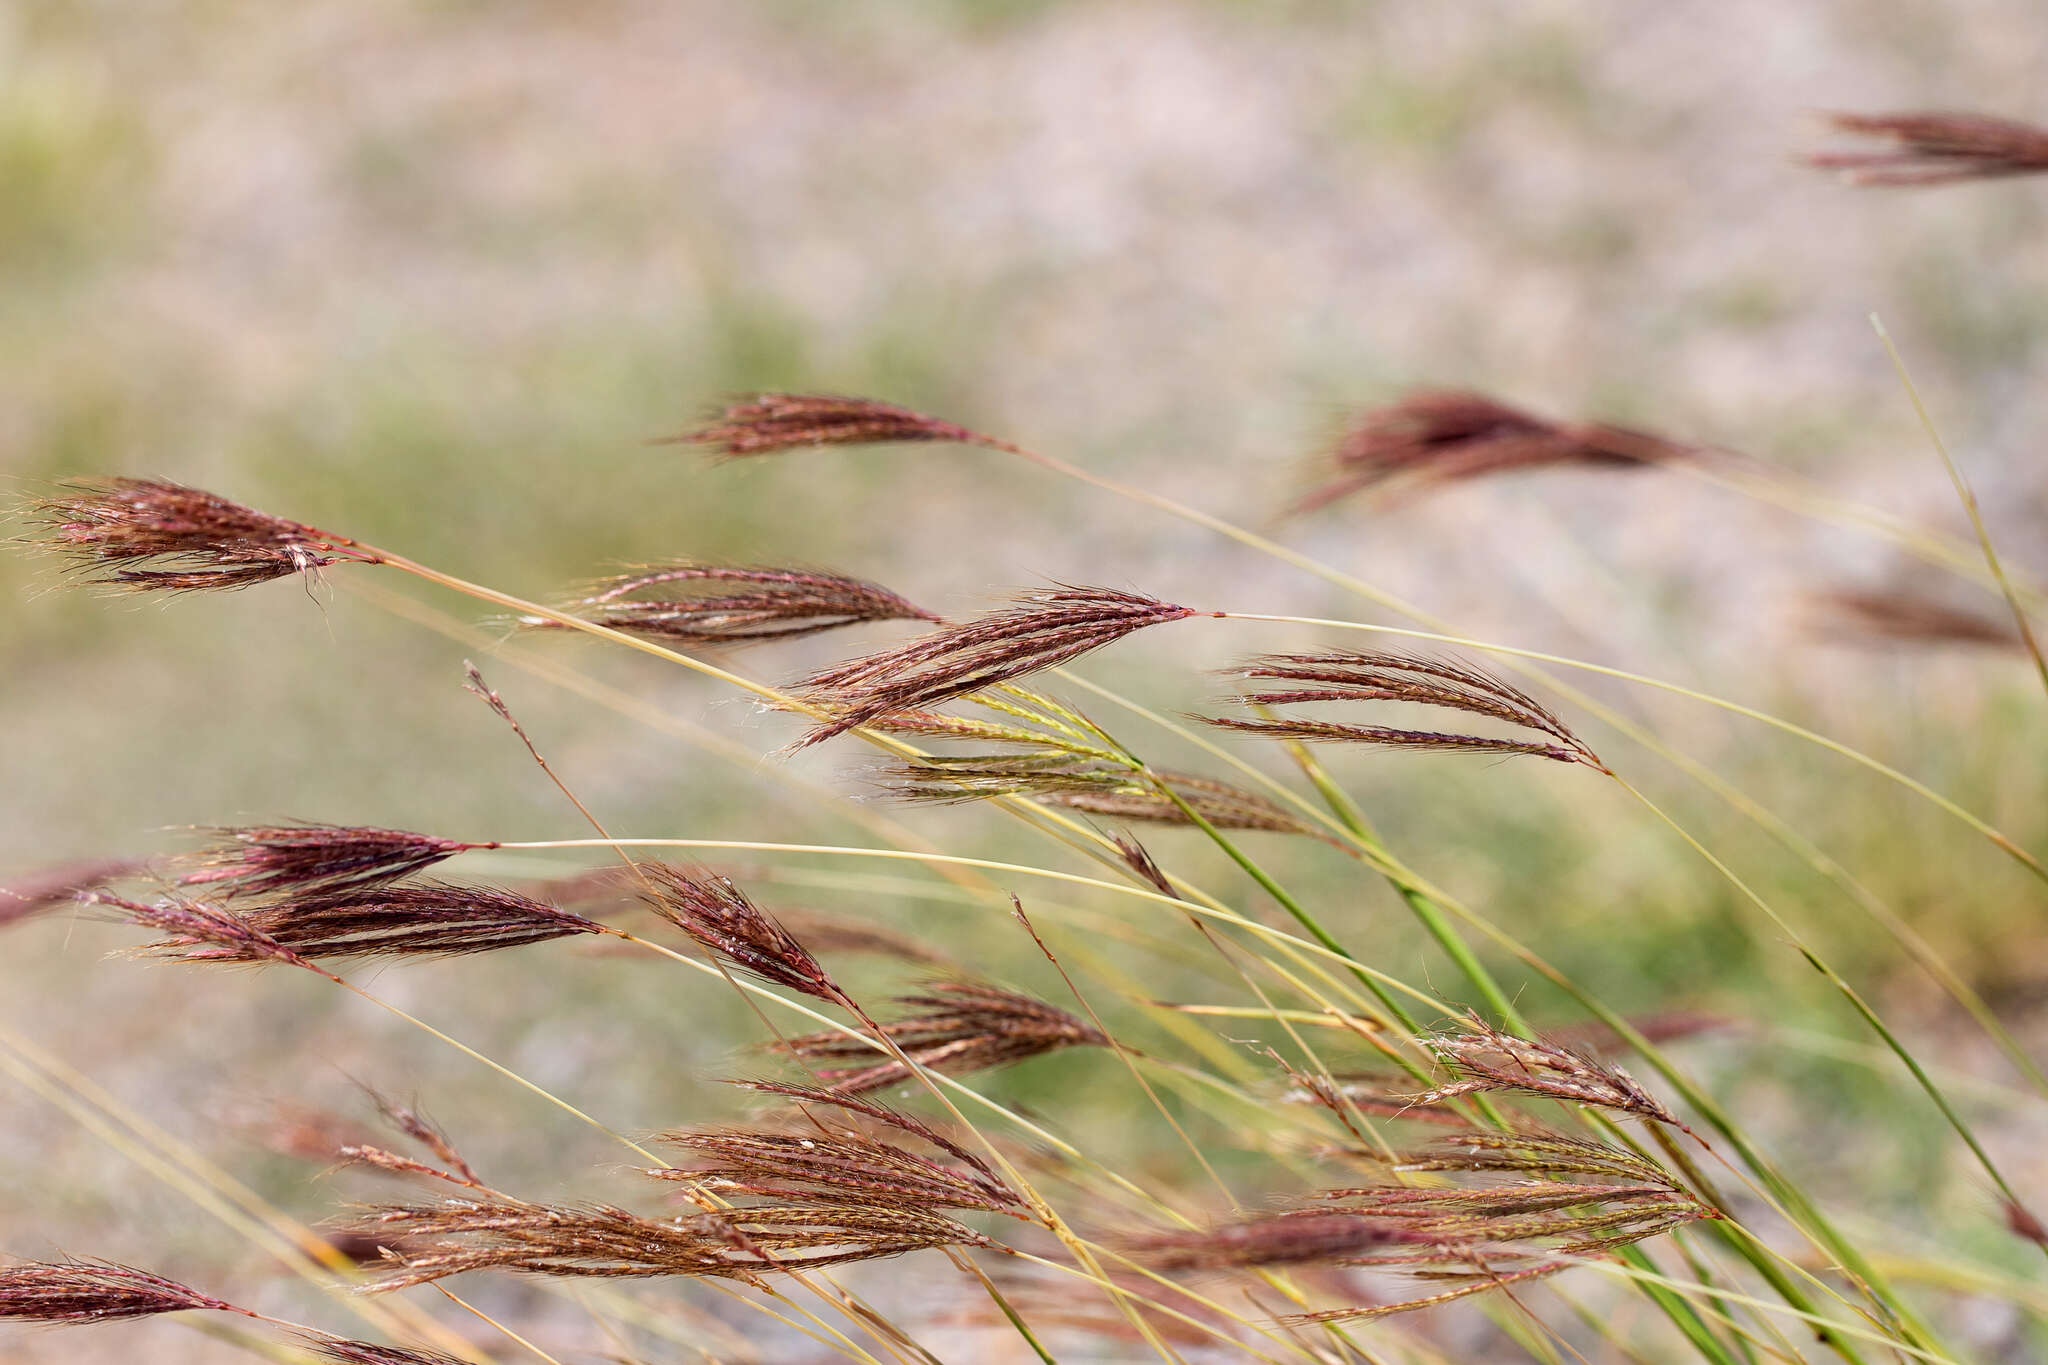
(1809, 587), (2023, 650)
(637, 862), (849, 1006)
(178, 824), (477, 900)
(669, 393), (1012, 458)
(1204, 649), (1607, 772)
(1809, 111), (2048, 185)
(125, 883), (602, 964)
(0, 1259), (234, 1324)
(770, 981), (1108, 1093)
(1291, 391), (1689, 514)
(792, 585), (1200, 748)
(0, 857), (142, 931)
(528, 563), (939, 647)
(23, 477), (369, 593)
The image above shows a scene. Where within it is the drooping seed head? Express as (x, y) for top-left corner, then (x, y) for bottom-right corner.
(770, 981), (1107, 1093)
(1292, 391), (1688, 514)
(1407, 1019), (1684, 1128)
(669, 393), (1013, 458)
(85, 891), (326, 973)
(1204, 649), (1606, 772)
(1809, 111), (2048, 185)
(637, 862), (848, 1006)
(0, 1259), (235, 1324)
(530, 563), (939, 648)
(793, 585), (1201, 748)
(23, 477), (371, 593)
(178, 824), (478, 900)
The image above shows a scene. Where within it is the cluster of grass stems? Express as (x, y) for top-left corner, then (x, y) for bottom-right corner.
(6, 114), (2048, 1363)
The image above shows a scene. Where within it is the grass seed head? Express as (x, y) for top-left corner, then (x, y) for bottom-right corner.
(637, 862), (849, 1006)
(670, 393), (1012, 457)
(179, 824), (477, 900)
(1810, 111), (2048, 185)
(533, 562), (938, 647)
(23, 477), (369, 593)
(1206, 649), (1607, 771)
(793, 585), (1200, 747)
(0, 1259), (234, 1324)
(771, 980), (1107, 1093)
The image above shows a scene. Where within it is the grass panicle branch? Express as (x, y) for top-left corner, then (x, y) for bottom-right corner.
(527, 562), (938, 647)
(1204, 649), (1608, 772)
(1810, 111), (2048, 185)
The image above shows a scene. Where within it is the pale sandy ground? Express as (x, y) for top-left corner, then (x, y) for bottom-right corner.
(5, 3), (2048, 1361)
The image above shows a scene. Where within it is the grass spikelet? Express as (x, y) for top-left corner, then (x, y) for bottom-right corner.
(636, 862), (851, 1007)
(528, 562), (938, 647)
(1204, 649), (1608, 771)
(1292, 391), (1689, 513)
(770, 981), (1108, 1093)
(669, 393), (1013, 457)
(1809, 111), (2048, 185)
(792, 585), (1201, 747)
(178, 824), (481, 899)
(0, 1258), (235, 1324)
(22, 477), (377, 593)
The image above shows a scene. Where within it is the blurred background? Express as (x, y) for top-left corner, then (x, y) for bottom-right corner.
(5, 2), (2048, 1360)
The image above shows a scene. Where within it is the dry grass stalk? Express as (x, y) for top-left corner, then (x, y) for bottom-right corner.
(1810, 587), (2023, 650)
(178, 824), (481, 900)
(657, 1081), (1023, 1216)
(351, 1194), (993, 1290)
(791, 585), (1201, 747)
(670, 393), (1012, 458)
(0, 857), (142, 930)
(1205, 650), (1607, 771)
(1292, 391), (1689, 514)
(530, 562), (937, 647)
(771, 981), (1108, 1093)
(0, 1259), (237, 1323)
(23, 477), (377, 593)
(636, 862), (850, 1007)
(1809, 111), (2048, 185)
(1408, 1020), (1684, 1128)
